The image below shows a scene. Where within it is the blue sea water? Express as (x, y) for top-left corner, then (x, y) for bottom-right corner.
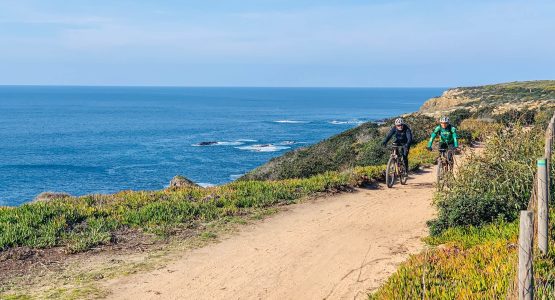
(0, 86), (444, 206)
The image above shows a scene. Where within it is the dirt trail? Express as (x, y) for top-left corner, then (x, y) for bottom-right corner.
(106, 168), (436, 300)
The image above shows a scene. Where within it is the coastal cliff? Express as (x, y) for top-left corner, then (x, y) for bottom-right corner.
(244, 80), (555, 181)
(420, 80), (555, 116)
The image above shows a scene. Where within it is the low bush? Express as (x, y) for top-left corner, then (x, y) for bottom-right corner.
(448, 108), (472, 126)
(535, 107), (555, 129)
(494, 108), (537, 126)
(459, 118), (502, 141)
(371, 239), (517, 299)
(428, 126), (543, 235)
(371, 210), (555, 299)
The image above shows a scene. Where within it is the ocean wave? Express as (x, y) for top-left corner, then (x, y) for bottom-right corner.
(276, 140), (306, 146)
(329, 119), (365, 125)
(192, 141), (245, 147)
(274, 120), (308, 124)
(198, 182), (216, 188)
(236, 144), (291, 152)
(277, 140), (296, 145)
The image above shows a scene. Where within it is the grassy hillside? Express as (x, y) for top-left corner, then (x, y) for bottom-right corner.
(420, 80), (555, 117)
(241, 114), (435, 180)
(0, 144), (437, 256)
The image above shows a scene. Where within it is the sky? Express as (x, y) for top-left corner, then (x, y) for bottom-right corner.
(0, 0), (554, 87)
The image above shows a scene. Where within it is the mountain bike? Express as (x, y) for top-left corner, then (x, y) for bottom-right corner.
(386, 144), (408, 188)
(436, 145), (455, 189)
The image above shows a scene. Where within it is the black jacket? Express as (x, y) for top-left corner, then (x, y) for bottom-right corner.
(382, 124), (413, 148)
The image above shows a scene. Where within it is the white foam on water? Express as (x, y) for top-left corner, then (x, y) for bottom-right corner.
(193, 141), (245, 147)
(230, 174), (244, 180)
(277, 140), (296, 145)
(274, 120), (308, 124)
(329, 119), (365, 125)
(236, 144), (291, 152)
(198, 183), (216, 188)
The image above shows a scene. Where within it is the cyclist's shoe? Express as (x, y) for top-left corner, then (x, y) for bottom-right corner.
(426, 146), (432, 151)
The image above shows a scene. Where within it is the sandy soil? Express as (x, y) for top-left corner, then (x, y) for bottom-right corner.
(105, 167), (436, 300)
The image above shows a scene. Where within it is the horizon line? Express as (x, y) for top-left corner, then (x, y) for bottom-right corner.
(0, 84), (449, 89)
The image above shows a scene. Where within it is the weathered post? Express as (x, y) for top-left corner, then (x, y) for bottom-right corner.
(547, 126), (553, 161)
(546, 124), (553, 218)
(538, 158), (549, 255)
(519, 210), (534, 300)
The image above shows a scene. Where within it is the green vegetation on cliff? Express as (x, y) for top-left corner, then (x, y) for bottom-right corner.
(242, 114), (436, 181)
(420, 80), (555, 118)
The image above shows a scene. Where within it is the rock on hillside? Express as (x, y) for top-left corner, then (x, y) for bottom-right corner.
(420, 80), (555, 116)
(32, 192), (72, 203)
(169, 175), (201, 188)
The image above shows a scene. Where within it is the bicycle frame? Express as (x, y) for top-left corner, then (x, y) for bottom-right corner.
(386, 145), (408, 187)
(437, 148), (454, 170)
(389, 146), (403, 169)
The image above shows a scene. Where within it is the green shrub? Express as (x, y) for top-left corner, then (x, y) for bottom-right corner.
(494, 108), (536, 126)
(459, 118), (502, 141)
(371, 222), (518, 299)
(448, 109), (472, 126)
(357, 139), (388, 166)
(372, 210), (555, 299)
(428, 126), (543, 235)
(535, 107), (555, 129)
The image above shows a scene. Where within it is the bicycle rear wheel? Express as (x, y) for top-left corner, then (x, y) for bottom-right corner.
(386, 157), (396, 188)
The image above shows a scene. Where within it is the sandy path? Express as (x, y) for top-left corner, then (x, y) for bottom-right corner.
(106, 168), (436, 300)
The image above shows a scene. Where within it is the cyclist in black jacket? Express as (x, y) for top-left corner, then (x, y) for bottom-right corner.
(382, 118), (413, 171)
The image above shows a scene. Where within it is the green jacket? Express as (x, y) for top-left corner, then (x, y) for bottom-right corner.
(427, 125), (458, 147)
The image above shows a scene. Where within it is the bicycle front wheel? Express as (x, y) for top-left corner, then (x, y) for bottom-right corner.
(386, 157), (396, 188)
(436, 159), (443, 186)
(399, 162), (408, 185)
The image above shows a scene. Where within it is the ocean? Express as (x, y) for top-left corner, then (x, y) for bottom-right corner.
(0, 86), (444, 206)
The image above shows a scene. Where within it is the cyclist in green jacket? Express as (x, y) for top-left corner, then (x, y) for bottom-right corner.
(427, 116), (458, 152)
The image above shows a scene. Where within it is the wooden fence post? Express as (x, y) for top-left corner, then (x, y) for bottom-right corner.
(519, 210), (534, 300)
(537, 158), (549, 255)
